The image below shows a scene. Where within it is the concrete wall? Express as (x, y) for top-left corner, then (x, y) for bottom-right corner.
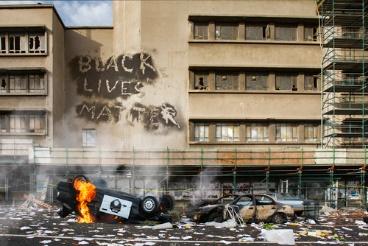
(52, 11), (65, 147)
(0, 7), (55, 146)
(56, 0), (321, 149)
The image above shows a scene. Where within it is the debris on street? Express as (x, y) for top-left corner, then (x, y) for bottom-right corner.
(261, 229), (295, 245)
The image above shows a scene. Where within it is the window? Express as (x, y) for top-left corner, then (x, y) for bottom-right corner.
(29, 114), (45, 133)
(215, 23), (238, 40)
(0, 72), (46, 94)
(0, 31), (46, 54)
(276, 124), (299, 142)
(245, 73), (268, 90)
(275, 74), (297, 91)
(29, 74), (45, 92)
(304, 124), (319, 142)
(0, 114), (7, 133)
(275, 26), (297, 41)
(0, 75), (7, 93)
(28, 33), (46, 53)
(194, 123), (209, 142)
(83, 129), (96, 147)
(216, 124), (240, 142)
(215, 73), (238, 90)
(0, 35), (6, 53)
(8, 34), (27, 53)
(304, 27), (318, 41)
(236, 196), (253, 206)
(0, 112), (45, 134)
(193, 23), (208, 40)
(10, 115), (27, 133)
(255, 195), (274, 205)
(9, 75), (27, 93)
(245, 24), (270, 40)
(193, 72), (208, 90)
(304, 75), (318, 91)
(246, 124), (269, 142)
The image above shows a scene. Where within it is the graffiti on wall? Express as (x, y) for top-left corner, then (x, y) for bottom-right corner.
(75, 53), (157, 99)
(127, 103), (180, 130)
(72, 52), (181, 130)
(76, 102), (124, 123)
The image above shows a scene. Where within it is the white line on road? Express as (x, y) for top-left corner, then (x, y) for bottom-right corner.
(1, 233), (368, 244)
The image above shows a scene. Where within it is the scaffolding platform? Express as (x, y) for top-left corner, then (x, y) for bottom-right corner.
(319, 0), (368, 148)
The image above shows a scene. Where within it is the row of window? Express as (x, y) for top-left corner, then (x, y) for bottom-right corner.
(192, 22), (318, 41)
(0, 113), (46, 134)
(0, 73), (46, 94)
(193, 123), (319, 143)
(0, 32), (46, 54)
(191, 71), (319, 92)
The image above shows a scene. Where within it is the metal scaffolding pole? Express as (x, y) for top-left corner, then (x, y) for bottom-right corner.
(329, 167), (335, 208)
(233, 148), (237, 193)
(360, 168), (366, 208)
(298, 169), (302, 197)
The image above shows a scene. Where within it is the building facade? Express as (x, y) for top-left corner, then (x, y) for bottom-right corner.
(0, 1), (366, 208)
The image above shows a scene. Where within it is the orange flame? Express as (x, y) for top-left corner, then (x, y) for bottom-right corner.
(73, 178), (96, 223)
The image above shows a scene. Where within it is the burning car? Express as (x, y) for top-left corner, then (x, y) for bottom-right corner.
(56, 176), (174, 223)
(190, 194), (295, 224)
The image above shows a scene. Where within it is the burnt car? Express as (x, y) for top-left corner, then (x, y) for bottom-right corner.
(56, 176), (174, 223)
(268, 193), (315, 216)
(190, 194), (295, 224)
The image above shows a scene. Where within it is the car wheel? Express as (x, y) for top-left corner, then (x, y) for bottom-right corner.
(272, 213), (287, 224)
(141, 196), (159, 215)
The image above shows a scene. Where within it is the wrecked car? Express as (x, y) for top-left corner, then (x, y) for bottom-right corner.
(268, 193), (315, 216)
(56, 175), (174, 223)
(190, 194), (295, 224)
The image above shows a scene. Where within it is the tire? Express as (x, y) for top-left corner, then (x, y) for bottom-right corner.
(141, 196), (159, 215)
(272, 213), (287, 224)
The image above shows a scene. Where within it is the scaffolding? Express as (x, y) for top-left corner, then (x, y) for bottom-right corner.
(319, 0), (368, 148)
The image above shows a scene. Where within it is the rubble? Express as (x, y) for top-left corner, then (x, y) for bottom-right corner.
(204, 218), (237, 228)
(19, 194), (53, 210)
(261, 229), (295, 245)
(151, 222), (173, 230)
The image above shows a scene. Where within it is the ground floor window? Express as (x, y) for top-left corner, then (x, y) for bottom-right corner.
(82, 129), (96, 147)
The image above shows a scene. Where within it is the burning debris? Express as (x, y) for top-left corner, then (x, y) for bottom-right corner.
(56, 175), (174, 223)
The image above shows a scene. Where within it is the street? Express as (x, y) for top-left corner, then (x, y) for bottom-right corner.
(1, 206), (368, 245)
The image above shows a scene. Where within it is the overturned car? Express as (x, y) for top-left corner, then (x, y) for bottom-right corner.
(189, 194), (295, 224)
(56, 176), (174, 223)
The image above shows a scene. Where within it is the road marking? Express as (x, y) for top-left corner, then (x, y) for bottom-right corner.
(1, 233), (368, 244)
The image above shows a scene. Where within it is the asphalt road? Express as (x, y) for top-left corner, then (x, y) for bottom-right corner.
(0, 206), (368, 245)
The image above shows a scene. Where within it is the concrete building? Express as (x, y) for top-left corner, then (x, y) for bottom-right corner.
(0, 1), (366, 208)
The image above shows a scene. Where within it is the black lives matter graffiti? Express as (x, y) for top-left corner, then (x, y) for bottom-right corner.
(76, 102), (124, 122)
(76, 53), (157, 99)
(72, 52), (181, 130)
(127, 103), (180, 131)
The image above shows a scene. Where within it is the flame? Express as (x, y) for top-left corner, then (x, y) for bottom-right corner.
(73, 178), (96, 223)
